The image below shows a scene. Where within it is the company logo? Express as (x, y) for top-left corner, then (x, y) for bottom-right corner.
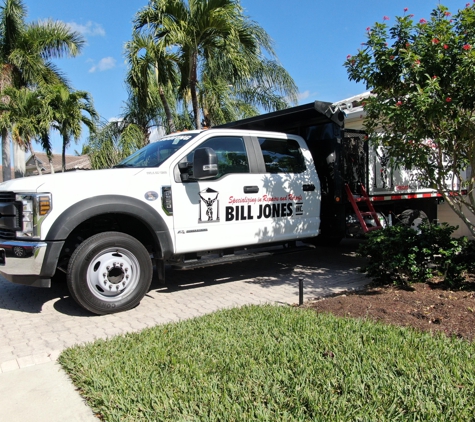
(145, 191), (159, 201)
(199, 188), (220, 223)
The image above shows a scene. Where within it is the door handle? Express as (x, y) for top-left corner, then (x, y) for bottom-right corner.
(302, 184), (315, 191)
(244, 186), (259, 194)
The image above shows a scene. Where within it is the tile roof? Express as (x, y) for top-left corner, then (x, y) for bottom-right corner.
(26, 152), (91, 174)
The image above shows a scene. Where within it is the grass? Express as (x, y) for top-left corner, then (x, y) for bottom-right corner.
(59, 305), (475, 421)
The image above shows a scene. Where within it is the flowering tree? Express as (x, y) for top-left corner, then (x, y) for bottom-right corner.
(345, 4), (475, 237)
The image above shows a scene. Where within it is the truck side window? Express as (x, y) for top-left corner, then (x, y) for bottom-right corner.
(258, 137), (306, 174)
(186, 136), (249, 179)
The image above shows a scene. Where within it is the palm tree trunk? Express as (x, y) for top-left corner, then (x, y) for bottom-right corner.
(159, 86), (176, 134)
(62, 134), (69, 172)
(1, 64), (15, 182)
(190, 53), (201, 130)
(2, 128), (11, 182)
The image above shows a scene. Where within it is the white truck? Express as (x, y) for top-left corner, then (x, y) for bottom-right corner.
(0, 100), (442, 315)
(0, 129), (321, 314)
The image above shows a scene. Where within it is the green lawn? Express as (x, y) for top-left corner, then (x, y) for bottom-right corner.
(59, 305), (475, 421)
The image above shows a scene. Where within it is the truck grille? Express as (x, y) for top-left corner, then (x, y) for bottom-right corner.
(0, 192), (16, 202)
(0, 192), (20, 239)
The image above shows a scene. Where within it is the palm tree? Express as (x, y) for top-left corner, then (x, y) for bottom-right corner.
(0, 0), (84, 180)
(122, 89), (165, 145)
(45, 84), (98, 172)
(134, 0), (297, 129)
(87, 120), (144, 170)
(125, 33), (179, 136)
(0, 86), (53, 174)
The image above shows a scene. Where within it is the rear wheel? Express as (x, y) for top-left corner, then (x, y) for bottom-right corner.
(67, 232), (153, 315)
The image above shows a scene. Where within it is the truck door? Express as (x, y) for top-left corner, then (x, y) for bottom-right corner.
(171, 132), (320, 254)
(251, 134), (321, 243)
(171, 133), (261, 254)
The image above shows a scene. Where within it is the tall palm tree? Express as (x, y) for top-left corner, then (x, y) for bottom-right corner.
(125, 33), (179, 136)
(45, 84), (98, 172)
(0, 0), (84, 180)
(134, 0), (297, 129)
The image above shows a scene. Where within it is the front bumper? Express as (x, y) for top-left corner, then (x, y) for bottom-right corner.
(0, 240), (51, 287)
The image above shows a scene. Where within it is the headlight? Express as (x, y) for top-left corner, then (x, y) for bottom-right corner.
(15, 193), (52, 239)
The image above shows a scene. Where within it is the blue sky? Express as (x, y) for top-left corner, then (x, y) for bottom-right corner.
(26, 0), (469, 155)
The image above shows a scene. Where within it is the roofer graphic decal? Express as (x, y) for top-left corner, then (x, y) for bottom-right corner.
(199, 188), (220, 223)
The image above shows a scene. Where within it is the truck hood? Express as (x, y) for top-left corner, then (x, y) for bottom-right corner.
(0, 168), (149, 193)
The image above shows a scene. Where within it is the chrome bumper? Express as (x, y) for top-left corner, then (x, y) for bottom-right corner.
(0, 240), (50, 287)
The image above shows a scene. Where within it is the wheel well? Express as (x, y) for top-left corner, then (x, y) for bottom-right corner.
(57, 214), (156, 273)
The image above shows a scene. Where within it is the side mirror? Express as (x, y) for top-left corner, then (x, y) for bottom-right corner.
(193, 147), (218, 179)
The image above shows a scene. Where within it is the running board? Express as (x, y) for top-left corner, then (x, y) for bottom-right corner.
(171, 244), (314, 270)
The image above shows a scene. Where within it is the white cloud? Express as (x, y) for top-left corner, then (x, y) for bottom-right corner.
(297, 90), (311, 102)
(67, 21), (105, 37)
(89, 57), (116, 73)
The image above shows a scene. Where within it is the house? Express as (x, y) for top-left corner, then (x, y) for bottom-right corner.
(25, 152), (91, 176)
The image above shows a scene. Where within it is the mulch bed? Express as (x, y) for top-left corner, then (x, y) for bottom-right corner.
(306, 278), (475, 341)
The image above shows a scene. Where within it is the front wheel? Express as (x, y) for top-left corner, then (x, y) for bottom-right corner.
(67, 232), (153, 315)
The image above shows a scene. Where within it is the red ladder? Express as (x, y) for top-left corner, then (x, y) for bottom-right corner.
(345, 183), (383, 233)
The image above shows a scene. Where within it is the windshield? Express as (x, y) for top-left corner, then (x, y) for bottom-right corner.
(114, 133), (199, 168)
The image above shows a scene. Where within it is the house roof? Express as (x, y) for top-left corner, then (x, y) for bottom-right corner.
(26, 152), (91, 174)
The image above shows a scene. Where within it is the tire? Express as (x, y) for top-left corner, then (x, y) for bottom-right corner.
(67, 232), (153, 315)
(397, 209), (428, 231)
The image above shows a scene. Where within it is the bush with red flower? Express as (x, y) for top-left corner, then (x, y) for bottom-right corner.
(344, 4), (475, 238)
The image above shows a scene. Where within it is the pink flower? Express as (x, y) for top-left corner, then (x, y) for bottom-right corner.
(347, 54), (352, 60)
(409, 14), (414, 18)
(390, 55), (395, 60)
(404, 7), (408, 12)
(463, 44), (472, 50)
(432, 38), (439, 44)
(445, 12), (451, 16)
(406, 42), (411, 47)
(415, 60), (421, 64)
(446, 97), (452, 102)
(432, 75), (437, 79)
(383, 16), (390, 21)
(419, 18), (427, 23)
(443, 44), (449, 49)
(396, 101), (403, 107)
(467, 2), (470, 7)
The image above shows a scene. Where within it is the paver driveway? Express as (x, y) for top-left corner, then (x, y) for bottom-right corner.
(0, 240), (368, 372)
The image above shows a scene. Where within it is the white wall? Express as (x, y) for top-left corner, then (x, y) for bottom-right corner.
(438, 201), (474, 239)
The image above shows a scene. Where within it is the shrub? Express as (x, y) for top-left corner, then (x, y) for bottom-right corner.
(358, 223), (471, 286)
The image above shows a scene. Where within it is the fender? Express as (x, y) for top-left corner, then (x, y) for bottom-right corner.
(45, 195), (173, 259)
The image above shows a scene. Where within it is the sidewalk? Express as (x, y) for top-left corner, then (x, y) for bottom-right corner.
(0, 361), (97, 421)
(0, 240), (368, 421)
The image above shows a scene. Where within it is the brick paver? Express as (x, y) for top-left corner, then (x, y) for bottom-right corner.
(0, 241), (368, 372)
